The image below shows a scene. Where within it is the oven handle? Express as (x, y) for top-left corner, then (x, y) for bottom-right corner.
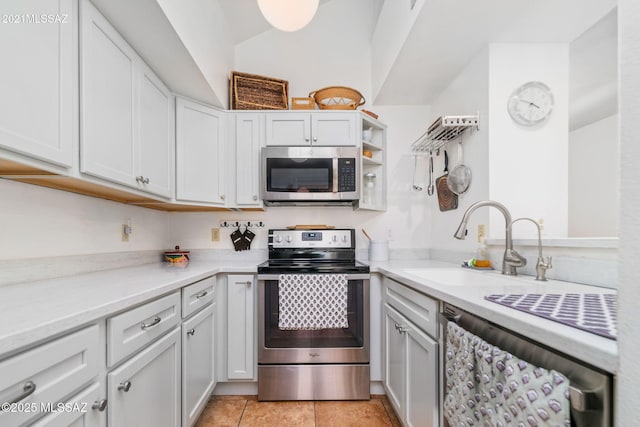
(257, 274), (370, 281)
(439, 310), (604, 415)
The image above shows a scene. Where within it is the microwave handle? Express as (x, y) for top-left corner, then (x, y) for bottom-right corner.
(332, 158), (339, 192)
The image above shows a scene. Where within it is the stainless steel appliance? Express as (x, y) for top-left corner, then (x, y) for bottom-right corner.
(257, 228), (370, 401)
(261, 146), (360, 206)
(440, 303), (612, 427)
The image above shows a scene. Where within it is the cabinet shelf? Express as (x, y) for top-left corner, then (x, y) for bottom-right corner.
(362, 156), (383, 166)
(362, 141), (383, 151)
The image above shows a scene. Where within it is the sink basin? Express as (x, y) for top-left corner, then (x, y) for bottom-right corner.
(400, 267), (507, 287)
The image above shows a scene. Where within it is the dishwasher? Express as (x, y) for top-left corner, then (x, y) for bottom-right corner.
(440, 303), (613, 427)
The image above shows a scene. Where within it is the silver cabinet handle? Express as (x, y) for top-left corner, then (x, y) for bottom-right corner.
(135, 176), (150, 184)
(92, 399), (108, 412)
(394, 323), (408, 334)
(220, 195), (225, 200)
(253, 195), (258, 201)
(195, 290), (208, 299)
(313, 136), (318, 142)
(187, 328), (195, 336)
(7, 381), (36, 404)
(140, 315), (161, 330)
(304, 136), (310, 142)
(118, 381), (132, 392)
(236, 281), (252, 286)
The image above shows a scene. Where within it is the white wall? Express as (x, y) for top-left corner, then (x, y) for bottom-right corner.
(617, 0), (640, 422)
(568, 114), (619, 237)
(0, 179), (169, 259)
(428, 49), (490, 256)
(488, 43), (569, 239)
(234, 0), (378, 104)
(156, 0), (234, 108)
(168, 105), (432, 255)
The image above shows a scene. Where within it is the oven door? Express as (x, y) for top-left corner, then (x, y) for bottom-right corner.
(257, 274), (369, 364)
(261, 146), (360, 202)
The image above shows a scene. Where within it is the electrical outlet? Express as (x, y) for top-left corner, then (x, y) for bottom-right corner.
(122, 224), (132, 242)
(477, 224), (486, 242)
(211, 228), (220, 242)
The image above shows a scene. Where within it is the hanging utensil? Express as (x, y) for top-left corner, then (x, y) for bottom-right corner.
(436, 150), (458, 211)
(427, 151), (435, 196)
(447, 140), (472, 195)
(362, 229), (373, 241)
(411, 155), (423, 191)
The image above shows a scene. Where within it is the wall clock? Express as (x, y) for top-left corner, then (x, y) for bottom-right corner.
(507, 81), (554, 126)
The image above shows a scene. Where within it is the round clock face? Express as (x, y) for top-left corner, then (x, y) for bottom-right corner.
(507, 81), (554, 126)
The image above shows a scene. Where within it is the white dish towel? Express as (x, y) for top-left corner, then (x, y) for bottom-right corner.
(444, 321), (570, 427)
(278, 274), (348, 330)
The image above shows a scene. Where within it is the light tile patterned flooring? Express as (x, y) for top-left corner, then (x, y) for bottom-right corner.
(195, 395), (402, 427)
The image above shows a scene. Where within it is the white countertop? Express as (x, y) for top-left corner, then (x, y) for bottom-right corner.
(367, 259), (618, 374)
(0, 261), (257, 357)
(0, 258), (618, 374)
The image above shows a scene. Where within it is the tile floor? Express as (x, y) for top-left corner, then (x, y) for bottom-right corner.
(194, 395), (402, 427)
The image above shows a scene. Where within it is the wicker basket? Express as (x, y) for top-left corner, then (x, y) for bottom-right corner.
(308, 86), (365, 110)
(230, 71), (288, 110)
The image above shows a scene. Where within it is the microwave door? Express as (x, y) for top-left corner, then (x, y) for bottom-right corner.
(266, 158), (333, 194)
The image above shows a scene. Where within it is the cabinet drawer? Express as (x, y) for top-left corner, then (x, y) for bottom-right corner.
(31, 382), (104, 427)
(107, 292), (181, 367)
(0, 325), (99, 427)
(182, 276), (215, 319)
(383, 277), (439, 339)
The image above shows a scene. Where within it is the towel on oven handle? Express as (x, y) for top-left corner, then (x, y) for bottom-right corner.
(278, 274), (348, 330)
(444, 321), (570, 426)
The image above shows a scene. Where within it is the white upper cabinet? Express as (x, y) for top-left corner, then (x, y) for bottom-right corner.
(234, 113), (263, 207)
(0, 0), (75, 168)
(175, 98), (226, 205)
(80, 0), (173, 198)
(265, 112), (358, 146)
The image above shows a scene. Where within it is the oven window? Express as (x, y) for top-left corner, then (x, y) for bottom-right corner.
(263, 280), (364, 348)
(266, 158), (333, 192)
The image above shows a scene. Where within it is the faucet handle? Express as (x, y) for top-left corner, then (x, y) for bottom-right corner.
(544, 256), (552, 268)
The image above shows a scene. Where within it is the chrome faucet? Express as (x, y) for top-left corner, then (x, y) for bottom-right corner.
(453, 200), (526, 275)
(508, 217), (552, 281)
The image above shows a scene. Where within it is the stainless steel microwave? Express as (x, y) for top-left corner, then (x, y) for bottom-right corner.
(261, 146), (360, 206)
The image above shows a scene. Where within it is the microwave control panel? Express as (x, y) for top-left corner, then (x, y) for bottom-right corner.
(337, 158), (356, 192)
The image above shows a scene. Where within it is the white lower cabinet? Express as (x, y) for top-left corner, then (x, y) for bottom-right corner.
(107, 328), (181, 427)
(182, 304), (216, 427)
(226, 274), (255, 380)
(31, 382), (106, 427)
(384, 304), (438, 427)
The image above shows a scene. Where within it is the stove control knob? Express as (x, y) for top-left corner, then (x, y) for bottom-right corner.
(332, 235), (338, 242)
(285, 235), (292, 243)
(342, 235), (348, 243)
(275, 235), (283, 243)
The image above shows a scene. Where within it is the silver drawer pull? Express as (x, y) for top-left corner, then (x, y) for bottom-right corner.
(236, 281), (252, 286)
(195, 290), (208, 299)
(187, 328), (195, 336)
(118, 381), (132, 392)
(6, 381), (36, 404)
(140, 316), (161, 330)
(92, 399), (108, 412)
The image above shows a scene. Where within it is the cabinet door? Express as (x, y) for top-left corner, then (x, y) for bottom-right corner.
(182, 304), (215, 427)
(383, 305), (406, 420)
(265, 113), (310, 146)
(31, 382), (106, 427)
(108, 328), (180, 427)
(235, 114), (262, 206)
(226, 275), (255, 380)
(405, 322), (438, 427)
(311, 113), (358, 146)
(0, 0), (75, 167)
(80, 0), (137, 186)
(176, 98), (226, 204)
(137, 64), (173, 198)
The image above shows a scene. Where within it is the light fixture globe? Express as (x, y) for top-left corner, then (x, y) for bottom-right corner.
(257, 0), (319, 32)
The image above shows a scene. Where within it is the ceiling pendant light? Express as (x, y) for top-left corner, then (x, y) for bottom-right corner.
(257, 0), (319, 32)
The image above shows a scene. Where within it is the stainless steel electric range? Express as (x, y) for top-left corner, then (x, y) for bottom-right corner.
(256, 228), (370, 401)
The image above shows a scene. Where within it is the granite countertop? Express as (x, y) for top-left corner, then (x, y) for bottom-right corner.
(366, 259), (618, 374)
(0, 258), (618, 375)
